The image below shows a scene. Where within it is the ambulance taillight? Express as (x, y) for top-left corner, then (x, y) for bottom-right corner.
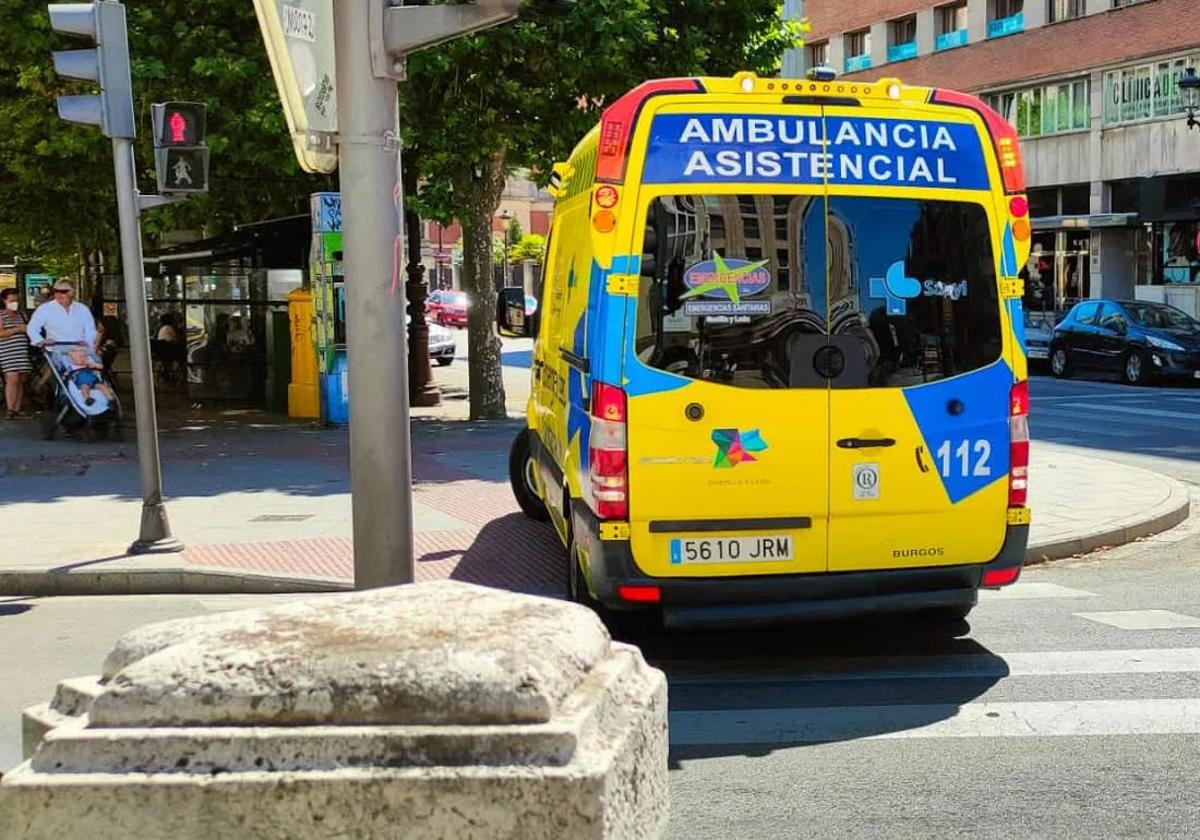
(1008, 380), (1030, 508)
(589, 382), (628, 520)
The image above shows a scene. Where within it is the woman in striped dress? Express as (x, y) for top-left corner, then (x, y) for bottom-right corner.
(0, 287), (32, 419)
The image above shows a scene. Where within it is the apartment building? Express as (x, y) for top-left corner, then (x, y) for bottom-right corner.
(784, 0), (1200, 315)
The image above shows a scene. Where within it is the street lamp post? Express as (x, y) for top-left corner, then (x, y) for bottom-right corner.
(1180, 67), (1200, 130)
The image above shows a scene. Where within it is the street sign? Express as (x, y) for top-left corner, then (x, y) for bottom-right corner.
(156, 147), (210, 194)
(252, 0), (338, 173)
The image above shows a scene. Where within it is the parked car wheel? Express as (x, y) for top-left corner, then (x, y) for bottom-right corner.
(1123, 349), (1150, 386)
(1050, 346), (1072, 378)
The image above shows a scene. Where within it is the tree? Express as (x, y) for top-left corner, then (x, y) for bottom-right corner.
(504, 217), (524, 248)
(0, 0), (331, 272)
(508, 233), (546, 265)
(402, 1), (802, 420)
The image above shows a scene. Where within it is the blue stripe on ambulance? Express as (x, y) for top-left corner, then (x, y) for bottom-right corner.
(1008, 298), (1026, 353)
(902, 359), (1013, 504)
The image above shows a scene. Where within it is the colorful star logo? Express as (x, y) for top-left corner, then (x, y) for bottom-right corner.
(712, 428), (768, 469)
(680, 253), (770, 304)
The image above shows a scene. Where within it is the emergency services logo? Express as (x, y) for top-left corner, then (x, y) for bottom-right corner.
(869, 260), (923, 316)
(683, 253), (770, 302)
(712, 428), (768, 469)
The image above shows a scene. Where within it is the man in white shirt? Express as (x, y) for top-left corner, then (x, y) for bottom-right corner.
(26, 280), (97, 347)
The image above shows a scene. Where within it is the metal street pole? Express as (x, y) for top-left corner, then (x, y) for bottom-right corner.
(335, 0), (414, 588)
(111, 137), (181, 554)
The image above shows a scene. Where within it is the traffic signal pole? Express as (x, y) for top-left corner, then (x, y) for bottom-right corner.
(334, 0), (414, 588)
(112, 136), (180, 554)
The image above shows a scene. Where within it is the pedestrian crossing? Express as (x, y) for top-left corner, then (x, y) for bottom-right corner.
(665, 574), (1200, 748)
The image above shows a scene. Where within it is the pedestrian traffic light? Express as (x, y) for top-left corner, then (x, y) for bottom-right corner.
(152, 102), (206, 147)
(47, 1), (135, 138)
(151, 102), (209, 194)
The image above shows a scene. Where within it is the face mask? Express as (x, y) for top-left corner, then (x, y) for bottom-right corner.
(4, 301), (16, 311)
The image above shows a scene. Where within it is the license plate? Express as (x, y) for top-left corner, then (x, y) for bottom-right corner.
(1028, 347), (1049, 360)
(1193, 371), (1200, 379)
(670, 535), (793, 564)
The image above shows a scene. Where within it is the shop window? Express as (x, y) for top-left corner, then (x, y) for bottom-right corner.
(888, 16), (917, 62)
(1060, 184), (1091, 216)
(1027, 189), (1058, 218)
(1108, 180), (1139, 214)
(1104, 55), (1196, 126)
(845, 29), (872, 72)
(987, 78), (1089, 137)
(1163, 221), (1200, 284)
(1048, 0), (1085, 23)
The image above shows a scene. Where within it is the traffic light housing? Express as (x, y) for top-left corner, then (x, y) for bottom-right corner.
(48, 1), (135, 138)
(152, 102), (209, 194)
(152, 102), (206, 147)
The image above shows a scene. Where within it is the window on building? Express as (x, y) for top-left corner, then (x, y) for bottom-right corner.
(986, 78), (1090, 137)
(844, 28), (872, 72)
(846, 29), (870, 58)
(988, 0), (1025, 37)
(937, 1), (969, 34)
(1111, 0), (1149, 7)
(1061, 185), (1091, 216)
(889, 16), (916, 46)
(888, 15), (918, 61)
(806, 41), (829, 69)
(1048, 0), (1085, 22)
(992, 0), (1024, 18)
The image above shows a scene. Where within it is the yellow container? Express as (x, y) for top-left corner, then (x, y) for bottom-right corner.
(287, 288), (320, 419)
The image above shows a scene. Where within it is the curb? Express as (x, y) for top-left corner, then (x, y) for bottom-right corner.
(1024, 481), (1192, 565)
(0, 568), (351, 597)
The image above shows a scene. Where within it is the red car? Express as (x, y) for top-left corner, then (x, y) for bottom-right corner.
(433, 290), (469, 327)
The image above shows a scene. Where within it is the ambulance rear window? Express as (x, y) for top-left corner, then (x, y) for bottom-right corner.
(633, 193), (1002, 389)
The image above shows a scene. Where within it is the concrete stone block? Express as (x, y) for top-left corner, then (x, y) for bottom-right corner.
(2, 581), (668, 839)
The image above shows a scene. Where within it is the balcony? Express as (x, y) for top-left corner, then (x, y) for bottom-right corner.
(844, 54), (872, 73)
(887, 42), (918, 63)
(935, 29), (969, 51)
(987, 13), (1024, 39)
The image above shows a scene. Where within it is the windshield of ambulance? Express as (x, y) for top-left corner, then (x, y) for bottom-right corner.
(634, 193), (1002, 389)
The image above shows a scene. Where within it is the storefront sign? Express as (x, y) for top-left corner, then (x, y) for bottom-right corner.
(1104, 53), (1197, 126)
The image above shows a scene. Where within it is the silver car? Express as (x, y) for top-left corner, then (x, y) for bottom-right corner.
(1024, 309), (1054, 365)
(408, 316), (456, 366)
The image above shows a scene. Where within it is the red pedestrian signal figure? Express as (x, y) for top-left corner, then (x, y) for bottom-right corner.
(169, 110), (187, 144)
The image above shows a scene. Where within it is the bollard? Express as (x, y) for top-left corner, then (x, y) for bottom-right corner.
(0, 582), (669, 839)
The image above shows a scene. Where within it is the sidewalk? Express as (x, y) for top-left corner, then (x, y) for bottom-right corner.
(1, 402), (1188, 594)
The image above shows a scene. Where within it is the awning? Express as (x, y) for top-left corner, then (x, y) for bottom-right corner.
(1032, 212), (1139, 230)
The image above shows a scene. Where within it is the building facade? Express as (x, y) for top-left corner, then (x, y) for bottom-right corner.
(785, 0), (1200, 316)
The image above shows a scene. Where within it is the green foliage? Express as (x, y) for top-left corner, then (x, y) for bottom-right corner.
(504, 217), (523, 247)
(508, 233), (546, 264)
(401, 0), (804, 224)
(0, 0), (332, 266)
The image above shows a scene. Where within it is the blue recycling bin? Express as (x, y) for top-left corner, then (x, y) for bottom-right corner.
(322, 347), (350, 426)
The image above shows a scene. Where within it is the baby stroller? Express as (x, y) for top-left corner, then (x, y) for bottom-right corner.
(37, 344), (123, 442)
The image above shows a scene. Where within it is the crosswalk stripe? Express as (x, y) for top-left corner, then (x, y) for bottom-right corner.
(978, 582), (1097, 600)
(666, 648), (1200, 686)
(669, 698), (1200, 744)
(1054, 402), (1200, 422)
(1030, 416), (1143, 438)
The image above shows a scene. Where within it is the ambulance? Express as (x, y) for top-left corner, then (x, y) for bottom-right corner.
(503, 71), (1032, 628)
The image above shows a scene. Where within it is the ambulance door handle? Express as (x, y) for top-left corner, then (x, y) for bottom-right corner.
(837, 437), (896, 449)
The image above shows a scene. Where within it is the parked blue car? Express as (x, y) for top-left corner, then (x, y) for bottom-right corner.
(1050, 299), (1200, 385)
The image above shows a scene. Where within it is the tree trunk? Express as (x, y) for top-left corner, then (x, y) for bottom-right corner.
(454, 151), (508, 421)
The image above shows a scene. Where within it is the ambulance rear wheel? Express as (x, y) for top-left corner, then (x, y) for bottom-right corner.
(509, 428), (549, 522)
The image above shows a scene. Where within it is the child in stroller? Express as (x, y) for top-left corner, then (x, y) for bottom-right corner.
(39, 342), (122, 440)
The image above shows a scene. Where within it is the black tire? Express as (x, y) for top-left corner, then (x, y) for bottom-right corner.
(435, 356), (453, 367)
(1122, 349), (1150, 386)
(566, 533), (591, 605)
(1050, 345), (1072, 378)
(923, 604), (973, 622)
(509, 428), (549, 522)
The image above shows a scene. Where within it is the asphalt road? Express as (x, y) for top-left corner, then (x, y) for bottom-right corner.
(4, 375), (1200, 836)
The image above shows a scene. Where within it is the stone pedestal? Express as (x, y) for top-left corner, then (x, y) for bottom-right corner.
(1, 582), (668, 839)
